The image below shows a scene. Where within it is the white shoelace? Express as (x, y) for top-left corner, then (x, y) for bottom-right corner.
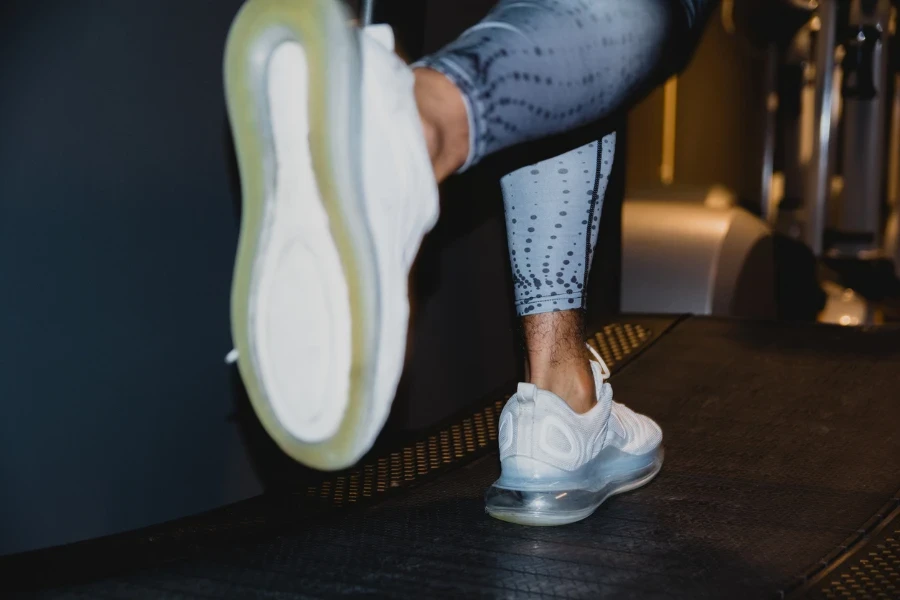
(586, 343), (611, 382)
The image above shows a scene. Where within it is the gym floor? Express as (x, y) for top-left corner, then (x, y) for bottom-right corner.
(7, 316), (899, 599)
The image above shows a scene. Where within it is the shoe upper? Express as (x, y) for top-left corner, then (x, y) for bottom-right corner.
(498, 356), (662, 475)
(359, 25), (439, 263)
(352, 25), (440, 455)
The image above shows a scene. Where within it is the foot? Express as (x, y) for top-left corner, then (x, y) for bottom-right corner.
(224, 0), (438, 470)
(485, 347), (664, 525)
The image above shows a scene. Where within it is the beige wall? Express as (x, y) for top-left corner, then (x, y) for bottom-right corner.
(626, 6), (767, 202)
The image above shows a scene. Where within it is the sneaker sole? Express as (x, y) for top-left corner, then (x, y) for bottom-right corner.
(485, 446), (665, 526)
(225, 0), (377, 470)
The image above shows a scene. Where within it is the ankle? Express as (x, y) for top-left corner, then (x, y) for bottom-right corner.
(413, 68), (469, 182)
(529, 359), (596, 414)
(418, 113), (442, 168)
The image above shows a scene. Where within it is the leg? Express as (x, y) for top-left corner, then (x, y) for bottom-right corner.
(415, 0), (712, 180)
(224, 0), (711, 470)
(489, 142), (667, 524)
(488, 127), (662, 528)
(502, 136), (616, 413)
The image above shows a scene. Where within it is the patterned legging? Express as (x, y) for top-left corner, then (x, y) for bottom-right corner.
(415, 0), (714, 314)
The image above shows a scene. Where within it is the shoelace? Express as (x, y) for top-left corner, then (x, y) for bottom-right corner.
(586, 343), (611, 382)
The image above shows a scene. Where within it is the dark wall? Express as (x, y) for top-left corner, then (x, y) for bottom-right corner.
(0, 0), (261, 556)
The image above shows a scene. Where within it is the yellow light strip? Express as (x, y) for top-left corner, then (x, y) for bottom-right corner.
(660, 76), (678, 185)
(889, 73), (900, 207)
(721, 0), (735, 34)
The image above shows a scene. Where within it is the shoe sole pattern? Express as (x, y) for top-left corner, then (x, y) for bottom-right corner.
(225, 0), (377, 470)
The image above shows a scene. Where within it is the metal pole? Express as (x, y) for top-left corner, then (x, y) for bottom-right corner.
(760, 43), (780, 223)
(804, 0), (838, 255)
(361, 0), (375, 26)
(834, 0), (892, 256)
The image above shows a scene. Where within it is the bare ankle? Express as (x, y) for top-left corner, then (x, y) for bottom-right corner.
(530, 359), (596, 414)
(418, 113), (442, 167)
(413, 68), (469, 182)
(522, 310), (596, 414)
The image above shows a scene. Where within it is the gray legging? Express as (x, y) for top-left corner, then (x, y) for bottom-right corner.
(415, 0), (714, 315)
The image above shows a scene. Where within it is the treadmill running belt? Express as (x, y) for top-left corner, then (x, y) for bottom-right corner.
(14, 317), (900, 599)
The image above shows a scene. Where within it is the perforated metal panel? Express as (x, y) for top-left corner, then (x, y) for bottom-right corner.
(810, 519), (900, 600)
(302, 323), (653, 507)
(304, 403), (502, 507)
(588, 322), (651, 367)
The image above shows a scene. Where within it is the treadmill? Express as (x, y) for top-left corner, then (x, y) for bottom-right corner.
(5, 315), (900, 599)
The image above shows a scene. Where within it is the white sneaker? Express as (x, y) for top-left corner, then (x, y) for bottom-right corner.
(224, 0), (438, 470)
(485, 346), (664, 525)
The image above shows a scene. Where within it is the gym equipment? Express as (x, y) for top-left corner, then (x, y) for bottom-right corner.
(726, 0), (900, 319)
(819, 279), (873, 323)
(6, 317), (899, 598)
(750, 0), (898, 265)
(832, 0), (893, 256)
(619, 3), (799, 321)
(621, 190), (777, 319)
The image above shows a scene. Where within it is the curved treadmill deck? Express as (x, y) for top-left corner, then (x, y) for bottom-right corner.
(6, 316), (900, 599)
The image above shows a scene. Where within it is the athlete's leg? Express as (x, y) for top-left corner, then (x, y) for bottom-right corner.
(501, 136), (615, 413)
(415, 0), (712, 180)
(412, 1), (712, 420)
(224, 0), (713, 469)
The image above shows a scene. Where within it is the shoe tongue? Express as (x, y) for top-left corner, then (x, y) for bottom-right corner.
(363, 24), (395, 52)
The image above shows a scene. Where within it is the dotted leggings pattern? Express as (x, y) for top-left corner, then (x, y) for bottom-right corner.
(502, 135), (615, 315)
(414, 0), (712, 316)
(416, 0), (681, 167)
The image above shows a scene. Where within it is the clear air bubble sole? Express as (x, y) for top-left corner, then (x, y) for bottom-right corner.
(485, 445), (664, 526)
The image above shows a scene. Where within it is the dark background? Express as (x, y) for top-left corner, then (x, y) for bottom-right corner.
(0, 0), (763, 555)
